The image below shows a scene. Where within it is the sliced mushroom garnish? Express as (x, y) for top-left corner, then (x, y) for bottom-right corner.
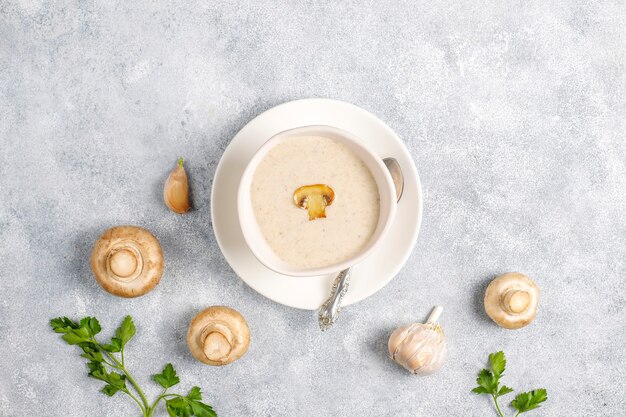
(293, 184), (335, 220)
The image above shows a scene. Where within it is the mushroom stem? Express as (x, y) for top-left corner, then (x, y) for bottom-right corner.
(502, 290), (530, 314)
(426, 305), (444, 324)
(200, 322), (234, 363)
(106, 245), (143, 282)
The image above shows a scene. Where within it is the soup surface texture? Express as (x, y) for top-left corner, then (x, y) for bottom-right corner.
(251, 136), (380, 269)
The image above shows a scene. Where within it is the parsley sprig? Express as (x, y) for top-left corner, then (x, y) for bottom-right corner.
(50, 315), (217, 417)
(472, 351), (547, 417)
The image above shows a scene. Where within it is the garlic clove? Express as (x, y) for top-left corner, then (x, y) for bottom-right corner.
(388, 306), (446, 375)
(164, 157), (191, 214)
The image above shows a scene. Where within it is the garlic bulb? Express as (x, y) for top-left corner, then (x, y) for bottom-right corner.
(388, 306), (446, 375)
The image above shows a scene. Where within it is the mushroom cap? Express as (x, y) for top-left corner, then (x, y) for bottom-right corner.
(484, 272), (539, 329)
(90, 226), (164, 298)
(187, 306), (250, 366)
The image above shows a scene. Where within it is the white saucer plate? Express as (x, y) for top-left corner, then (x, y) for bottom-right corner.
(210, 98), (422, 310)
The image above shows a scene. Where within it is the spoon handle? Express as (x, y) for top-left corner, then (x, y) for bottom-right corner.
(318, 268), (351, 331)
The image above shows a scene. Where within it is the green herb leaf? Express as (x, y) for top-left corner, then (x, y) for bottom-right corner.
(164, 391), (216, 417)
(102, 337), (123, 353)
(474, 369), (498, 395)
(471, 386), (490, 394)
(189, 400), (217, 417)
(86, 360), (127, 390)
(472, 351), (547, 416)
(166, 404), (178, 417)
(50, 317), (79, 333)
(101, 384), (120, 397)
(87, 360), (104, 374)
(489, 351), (506, 377)
(106, 371), (127, 389)
(472, 352), (509, 398)
(51, 315), (218, 417)
(187, 386), (202, 401)
(115, 316), (136, 347)
(87, 363), (108, 381)
(166, 397), (192, 417)
(153, 363), (180, 389)
(511, 389), (548, 413)
(186, 387), (217, 417)
(80, 317), (102, 336)
(80, 345), (104, 362)
(61, 327), (91, 345)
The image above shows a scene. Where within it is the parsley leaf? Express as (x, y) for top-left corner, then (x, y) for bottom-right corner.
(87, 361), (126, 388)
(489, 351), (506, 377)
(189, 400), (217, 417)
(101, 384), (121, 397)
(50, 317), (79, 333)
(511, 389), (548, 414)
(153, 363), (180, 389)
(80, 317), (102, 336)
(80, 344), (104, 362)
(472, 351), (547, 417)
(472, 352), (509, 398)
(471, 386), (490, 394)
(187, 386), (202, 401)
(115, 315), (136, 347)
(50, 315), (217, 417)
(187, 387), (217, 417)
(474, 369), (498, 394)
(166, 396), (192, 417)
(164, 389), (217, 417)
(102, 337), (123, 353)
(61, 327), (91, 345)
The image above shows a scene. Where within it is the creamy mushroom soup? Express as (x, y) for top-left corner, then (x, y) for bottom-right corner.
(251, 136), (380, 269)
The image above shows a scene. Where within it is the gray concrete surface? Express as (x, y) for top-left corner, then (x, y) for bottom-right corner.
(1, 1), (625, 416)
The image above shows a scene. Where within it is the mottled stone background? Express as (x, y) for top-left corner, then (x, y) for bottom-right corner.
(1, 1), (625, 416)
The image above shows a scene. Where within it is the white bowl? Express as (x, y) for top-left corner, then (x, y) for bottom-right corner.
(237, 125), (397, 277)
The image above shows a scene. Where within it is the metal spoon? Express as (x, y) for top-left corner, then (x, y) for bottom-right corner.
(318, 157), (404, 331)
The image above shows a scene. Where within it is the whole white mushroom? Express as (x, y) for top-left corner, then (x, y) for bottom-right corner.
(90, 225), (164, 298)
(187, 306), (250, 366)
(484, 272), (539, 329)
